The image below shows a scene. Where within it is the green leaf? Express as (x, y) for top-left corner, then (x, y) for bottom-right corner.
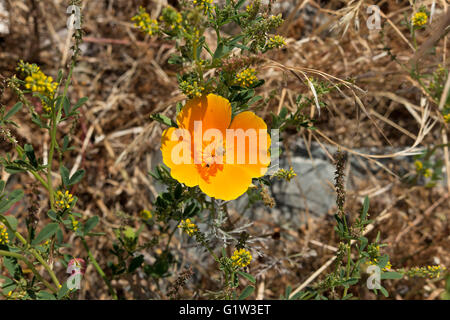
(57, 282), (70, 299)
(56, 228), (64, 244)
(62, 136), (74, 153)
(24, 144), (38, 168)
(47, 210), (58, 222)
(60, 166), (70, 187)
(248, 95), (263, 106)
(285, 285), (292, 299)
(150, 113), (178, 128)
(342, 278), (359, 286)
(359, 236), (368, 252)
(84, 216), (99, 234)
(376, 254), (389, 269)
(174, 183), (183, 199)
(0, 190), (24, 213)
(4, 256), (21, 278)
(234, 0), (246, 9)
(62, 96), (71, 116)
(238, 285), (255, 300)
(361, 196), (370, 220)
(4, 102), (22, 121)
(213, 43), (229, 60)
(379, 285), (389, 297)
(68, 169), (85, 186)
(32, 223), (59, 245)
(128, 255), (144, 273)
(168, 54), (183, 65)
(342, 293), (354, 300)
(31, 112), (49, 129)
(0, 180), (5, 193)
(5, 166), (26, 174)
(381, 271), (403, 280)
(290, 291), (309, 300)
(4, 215), (18, 231)
(237, 271), (256, 284)
(1, 278), (16, 294)
(72, 97), (88, 112)
(37, 291), (57, 300)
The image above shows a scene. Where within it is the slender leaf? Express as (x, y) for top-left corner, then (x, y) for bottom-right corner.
(238, 285), (255, 300)
(32, 223), (59, 245)
(84, 216), (99, 234)
(237, 271), (256, 284)
(4, 103), (22, 121)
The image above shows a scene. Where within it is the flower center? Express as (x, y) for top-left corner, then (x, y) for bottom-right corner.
(194, 139), (225, 182)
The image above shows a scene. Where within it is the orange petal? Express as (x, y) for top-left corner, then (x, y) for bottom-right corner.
(199, 165), (253, 201)
(226, 111), (271, 178)
(177, 94), (232, 135)
(161, 127), (199, 187)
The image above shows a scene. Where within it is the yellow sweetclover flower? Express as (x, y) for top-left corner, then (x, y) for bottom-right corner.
(132, 6), (159, 36)
(141, 209), (153, 220)
(414, 160), (423, 171)
(412, 12), (427, 27)
(272, 167), (297, 181)
(236, 68), (257, 88)
(160, 94), (271, 201)
(231, 248), (252, 268)
(267, 35), (286, 49)
(178, 219), (198, 236)
(72, 220), (79, 231)
(55, 190), (75, 210)
(444, 114), (450, 123)
(193, 0), (213, 14)
(0, 224), (9, 245)
(20, 62), (58, 113)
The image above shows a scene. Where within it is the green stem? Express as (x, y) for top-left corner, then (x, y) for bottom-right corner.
(81, 237), (118, 300)
(14, 145), (50, 191)
(0, 216), (61, 289)
(0, 250), (58, 293)
(165, 221), (181, 252)
(47, 112), (57, 210)
(47, 61), (75, 210)
(342, 244), (352, 298)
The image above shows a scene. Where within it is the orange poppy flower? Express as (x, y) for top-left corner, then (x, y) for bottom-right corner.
(161, 94), (271, 200)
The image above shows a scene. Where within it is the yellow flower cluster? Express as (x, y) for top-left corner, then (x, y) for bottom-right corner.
(423, 168), (432, 178)
(236, 68), (257, 88)
(159, 7), (183, 31)
(25, 72), (57, 95)
(415, 160), (423, 171)
(193, 0), (213, 14)
(5, 290), (25, 300)
(412, 12), (427, 27)
(180, 80), (205, 98)
(272, 167), (297, 182)
(415, 160), (433, 178)
(18, 61), (58, 113)
(55, 190), (75, 210)
(367, 258), (392, 271)
(132, 6), (159, 36)
(72, 220), (79, 231)
(141, 209), (153, 220)
(267, 35), (286, 49)
(17, 60), (40, 74)
(178, 219), (198, 236)
(231, 248), (252, 268)
(0, 224), (9, 245)
(366, 244), (392, 271)
(444, 114), (450, 123)
(408, 265), (446, 279)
